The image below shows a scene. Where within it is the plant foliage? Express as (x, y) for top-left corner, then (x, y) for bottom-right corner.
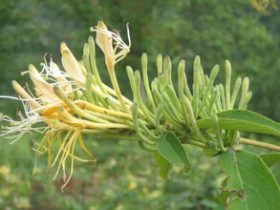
(1, 21), (280, 209)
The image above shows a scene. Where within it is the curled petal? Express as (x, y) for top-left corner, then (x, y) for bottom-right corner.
(29, 65), (60, 103)
(93, 21), (131, 69)
(49, 60), (66, 81)
(49, 60), (73, 94)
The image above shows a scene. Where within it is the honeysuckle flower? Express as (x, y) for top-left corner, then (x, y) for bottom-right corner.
(0, 81), (47, 142)
(0, 22), (134, 189)
(91, 21), (131, 69)
(2, 21), (280, 209)
(29, 64), (61, 104)
(40, 59), (73, 95)
(12, 80), (41, 110)
(90, 21), (131, 112)
(61, 42), (86, 85)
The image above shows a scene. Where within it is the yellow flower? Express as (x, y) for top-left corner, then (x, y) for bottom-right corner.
(128, 181), (137, 190)
(1, 21), (132, 190)
(0, 165), (10, 177)
(11, 80), (41, 110)
(28, 64), (61, 103)
(92, 21), (131, 69)
(61, 42), (86, 85)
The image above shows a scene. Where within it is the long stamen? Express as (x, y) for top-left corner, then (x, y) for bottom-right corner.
(0, 21), (132, 189)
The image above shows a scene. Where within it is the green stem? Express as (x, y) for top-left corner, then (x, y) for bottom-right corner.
(185, 141), (208, 149)
(240, 137), (280, 152)
(108, 66), (129, 112)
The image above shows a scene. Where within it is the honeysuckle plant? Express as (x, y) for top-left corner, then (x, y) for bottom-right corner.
(1, 21), (280, 209)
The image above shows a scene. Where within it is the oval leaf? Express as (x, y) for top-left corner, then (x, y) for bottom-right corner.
(197, 110), (280, 137)
(260, 153), (280, 167)
(219, 150), (280, 210)
(157, 133), (191, 171)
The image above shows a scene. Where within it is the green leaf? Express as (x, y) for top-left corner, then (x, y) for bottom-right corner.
(219, 149), (280, 210)
(260, 153), (280, 167)
(152, 151), (171, 179)
(197, 110), (280, 137)
(157, 133), (191, 172)
(203, 148), (219, 157)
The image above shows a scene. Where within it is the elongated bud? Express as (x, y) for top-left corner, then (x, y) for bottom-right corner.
(88, 36), (96, 58)
(157, 54), (163, 75)
(211, 113), (226, 151)
(126, 66), (136, 96)
(209, 65), (219, 82)
(178, 59), (186, 99)
(163, 56), (172, 87)
(230, 77), (242, 108)
(88, 36), (107, 93)
(83, 43), (91, 72)
(12, 80), (41, 110)
(193, 56), (201, 118)
(61, 42), (86, 85)
(242, 77), (250, 94)
(225, 60), (232, 110)
(141, 53), (156, 110)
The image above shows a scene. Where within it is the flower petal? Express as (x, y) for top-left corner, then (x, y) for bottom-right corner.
(12, 80), (41, 110)
(61, 42), (86, 85)
(95, 21), (115, 68)
(29, 64), (60, 103)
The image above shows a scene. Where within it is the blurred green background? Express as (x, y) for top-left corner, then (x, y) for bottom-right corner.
(0, 0), (280, 209)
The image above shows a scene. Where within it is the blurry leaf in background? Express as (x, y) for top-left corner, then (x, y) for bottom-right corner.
(152, 151), (171, 179)
(250, 0), (278, 14)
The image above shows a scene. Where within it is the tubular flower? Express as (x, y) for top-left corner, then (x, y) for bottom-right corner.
(0, 22), (135, 190)
(1, 21), (253, 190)
(61, 42), (86, 85)
(91, 21), (131, 69)
(91, 21), (131, 112)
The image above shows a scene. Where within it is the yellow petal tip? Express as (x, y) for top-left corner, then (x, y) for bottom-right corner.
(60, 42), (69, 53)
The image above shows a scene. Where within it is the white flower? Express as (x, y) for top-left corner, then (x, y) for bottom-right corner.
(91, 21), (131, 69)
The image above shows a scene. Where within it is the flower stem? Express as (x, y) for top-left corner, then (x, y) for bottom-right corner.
(108, 66), (129, 112)
(240, 137), (280, 152)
